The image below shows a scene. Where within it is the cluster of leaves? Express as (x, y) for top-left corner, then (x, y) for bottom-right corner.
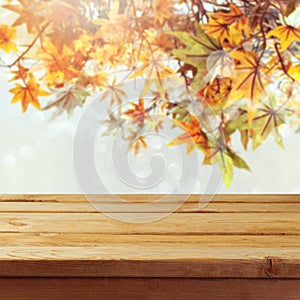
(0, 0), (300, 186)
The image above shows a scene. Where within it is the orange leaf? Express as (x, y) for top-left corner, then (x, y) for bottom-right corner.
(9, 75), (49, 112)
(124, 98), (148, 124)
(168, 117), (208, 154)
(268, 25), (300, 50)
(0, 24), (17, 53)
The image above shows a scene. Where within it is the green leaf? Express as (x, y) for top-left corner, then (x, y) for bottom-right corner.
(240, 129), (249, 150)
(221, 153), (233, 188)
(224, 110), (249, 135)
(228, 150), (251, 171)
(167, 29), (220, 89)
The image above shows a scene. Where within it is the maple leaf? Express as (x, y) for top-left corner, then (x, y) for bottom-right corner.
(130, 52), (173, 79)
(0, 24), (18, 53)
(128, 135), (148, 157)
(35, 39), (81, 82)
(250, 97), (288, 149)
(201, 20), (232, 42)
(268, 25), (300, 51)
(168, 117), (208, 154)
(208, 3), (246, 25)
(3, 0), (44, 33)
(43, 85), (90, 117)
(9, 75), (49, 112)
(77, 70), (108, 90)
(225, 96), (289, 150)
(9, 65), (29, 82)
(93, 1), (128, 41)
(99, 78), (127, 106)
(42, 1), (78, 27)
(74, 34), (93, 56)
(124, 98), (148, 125)
(288, 64), (300, 80)
(228, 51), (269, 119)
(168, 99), (194, 123)
(102, 109), (126, 136)
(153, 0), (174, 25)
(201, 3), (249, 44)
(197, 77), (232, 107)
(93, 44), (120, 67)
(203, 137), (250, 187)
(168, 26), (221, 89)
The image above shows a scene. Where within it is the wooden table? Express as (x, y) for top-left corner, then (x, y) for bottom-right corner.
(0, 194), (299, 299)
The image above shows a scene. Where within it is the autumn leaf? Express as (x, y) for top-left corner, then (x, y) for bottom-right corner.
(0, 0), (299, 188)
(9, 75), (49, 112)
(168, 117), (208, 154)
(9, 65), (29, 82)
(3, 0), (44, 33)
(35, 38), (81, 82)
(168, 27), (220, 89)
(268, 25), (300, 51)
(250, 97), (287, 149)
(201, 20), (232, 43)
(128, 135), (148, 157)
(42, 1), (78, 27)
(197, 77), (232, 107)
(99, 78), (127, 106)
(43, 86), (89, 117)
(93, 0), (128, 41)
(208, 3), (246, 26)
(130, 52), (173, 79)
(92, 44), (120, 67)
(204, 137), (250, 187)
(201, 3), (249, 44)
(288, 64), (300, 80)
(153, 0), (174, 25)
(228, 51), (269, 120)
(124, 98), (148, 125)
(0, 24), (18, 52)
(102, 109), (126, 136)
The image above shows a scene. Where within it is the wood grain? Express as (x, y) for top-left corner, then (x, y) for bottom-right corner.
(0, 212), (299, 234)
(1, 201), (300, 213)
(0, 194), (299, 280)
(1, 278), (300, 300)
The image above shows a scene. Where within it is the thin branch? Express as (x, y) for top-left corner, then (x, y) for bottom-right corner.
(2, 21), (51, 68)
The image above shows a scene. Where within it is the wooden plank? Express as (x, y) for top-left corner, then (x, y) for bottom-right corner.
(0, 278), (300, 300)
(0, 246), (300, 278)
(0, 233), (299, 247)
(1, 194), (300, 203)
(0, 195), (299, 280)
(0, 212), (299, 235)
(2, 246), (299, 261)
(1, 201), (300, 213)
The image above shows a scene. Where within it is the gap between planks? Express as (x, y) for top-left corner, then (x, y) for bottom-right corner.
(1, 194), (300, 203)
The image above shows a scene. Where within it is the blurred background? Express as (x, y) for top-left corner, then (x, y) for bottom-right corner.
(1, 66), (300, 194)
(1, 2), (299, 194)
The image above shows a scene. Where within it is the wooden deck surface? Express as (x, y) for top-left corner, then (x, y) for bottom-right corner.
(0, 194), (300, 299)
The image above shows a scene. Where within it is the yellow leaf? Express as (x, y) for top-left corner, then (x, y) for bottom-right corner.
(202, 3), (249, 44)
(288, 64), (300, 80)
(153, 0), (174, 24)
(130, 52), (173, 79)
(9, 75), (49, 112)
(268, 25), (300, 50)
(0, 24), (18, 53)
